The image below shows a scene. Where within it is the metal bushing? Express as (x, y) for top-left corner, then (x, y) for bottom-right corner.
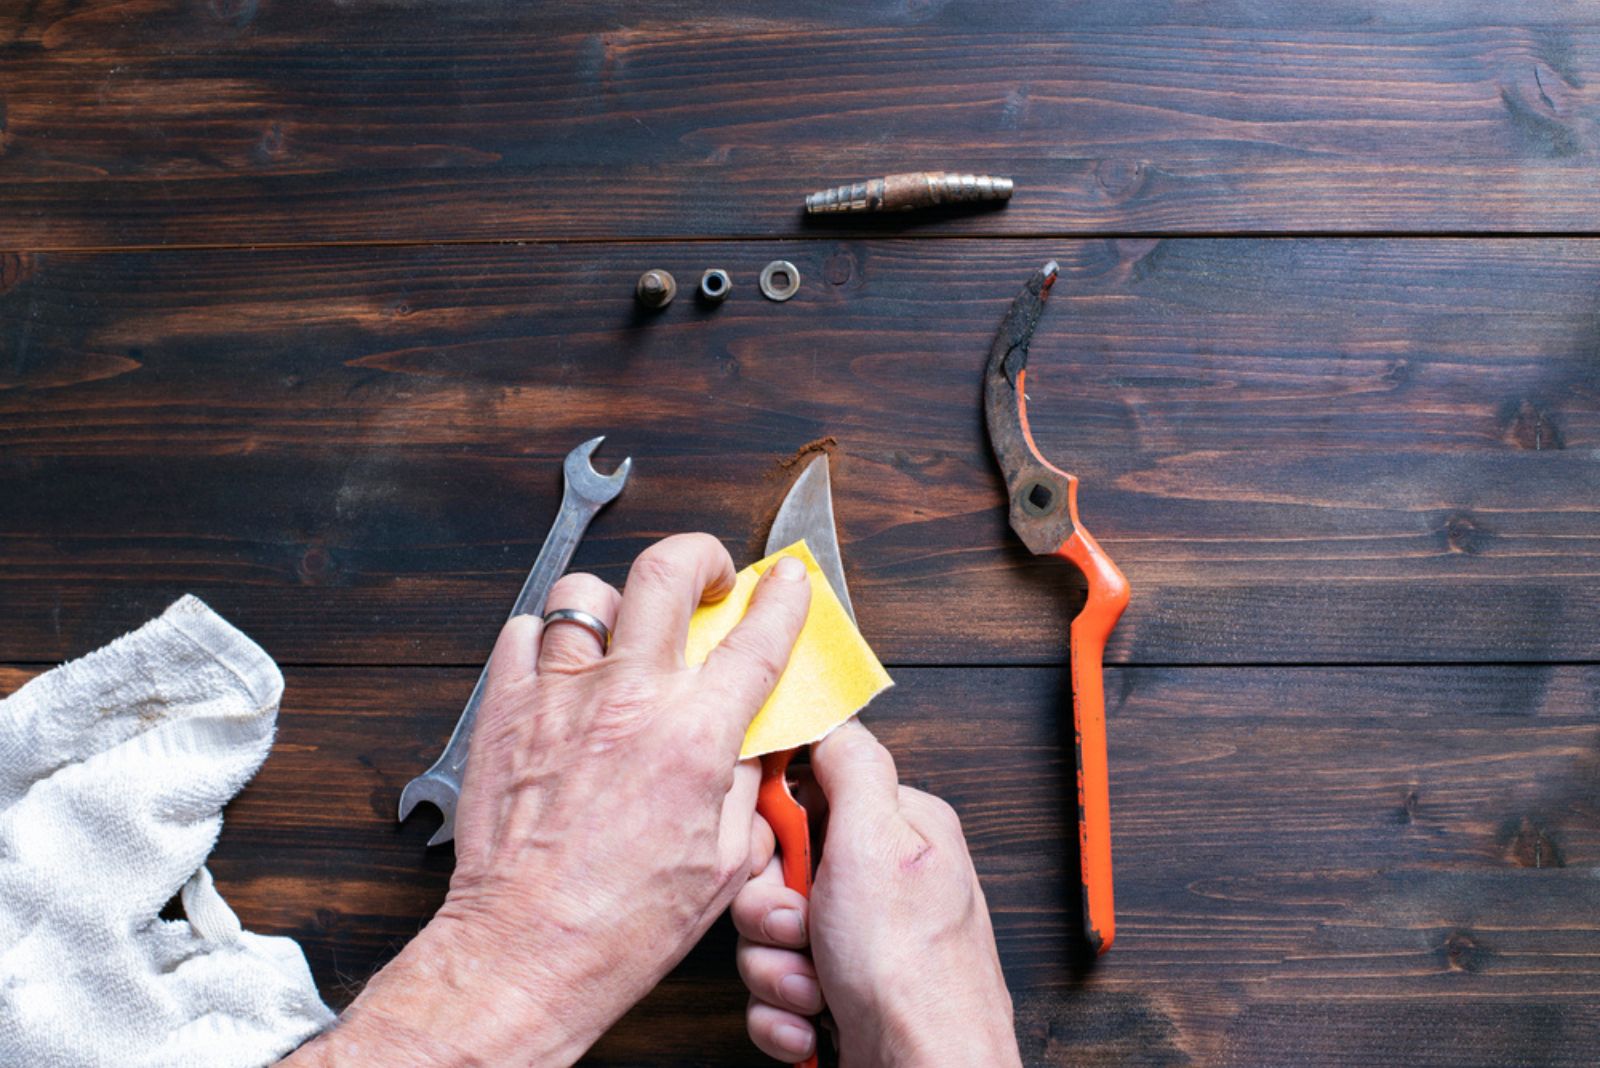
(698, 269), (731, 304)
(759, 260), (801, 302)
(635, 269), (677, 309)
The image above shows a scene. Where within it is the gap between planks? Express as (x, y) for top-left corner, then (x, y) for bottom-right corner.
(7, 230), (1600, 257)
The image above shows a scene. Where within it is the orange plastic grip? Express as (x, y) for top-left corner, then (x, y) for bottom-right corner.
(756, 747), (817, 1068)
(758, 748), (813, 898)
(1057, 527), (1130, 955)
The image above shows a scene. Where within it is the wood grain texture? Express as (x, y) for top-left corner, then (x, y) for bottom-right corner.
(3, 239), (1595, 666)
(3, 1), (1600, 246)
(4, 5), (1598, 1063)
(6, 662), (1593, 1066)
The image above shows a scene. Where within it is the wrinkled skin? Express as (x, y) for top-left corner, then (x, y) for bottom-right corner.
(279, 532), (1020, 1068)
(731, 720), (1023, 1067)
(283, 533), (811, 1067)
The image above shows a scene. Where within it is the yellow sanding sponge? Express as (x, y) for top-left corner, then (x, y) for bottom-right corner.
(684, 540), (893, 759)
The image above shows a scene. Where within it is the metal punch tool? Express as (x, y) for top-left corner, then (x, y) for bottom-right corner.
(397, 436), (631, 846)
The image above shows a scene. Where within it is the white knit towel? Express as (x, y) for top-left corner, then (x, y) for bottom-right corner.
(0, 595), (336, 1067)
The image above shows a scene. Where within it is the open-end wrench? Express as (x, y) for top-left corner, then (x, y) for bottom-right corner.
(397, 436), (631, 846)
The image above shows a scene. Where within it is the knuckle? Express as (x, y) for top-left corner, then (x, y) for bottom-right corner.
(698, 754), (738, 795)
(548, 571), (609, 604)
(655, 718), (731, 789)
(678, 716), (721, 759)
(627, 549), (682, 591)
(928, 794), (962, 828)
(939, 810), (966, 843)
(846, 736), (897, 781)
(674, 530), (722, 554)
(907, 788), (962, 833)
(776, 578), (812, 619)
(587, 675), (658, 735)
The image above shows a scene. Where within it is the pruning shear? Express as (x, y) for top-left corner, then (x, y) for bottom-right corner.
(984, 262), (1130, 954)
(757, 453), (851, 1068)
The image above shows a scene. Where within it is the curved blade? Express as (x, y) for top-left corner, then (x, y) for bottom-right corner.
(983, 261), (1079, 556)
(767, 454), (854, 625)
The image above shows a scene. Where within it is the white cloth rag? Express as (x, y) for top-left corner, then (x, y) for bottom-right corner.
(0, 595), (335, 1067)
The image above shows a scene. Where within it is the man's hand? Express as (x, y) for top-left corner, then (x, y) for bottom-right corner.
(284, 533), (811, 1067)
(731, 720), (1022, 1067)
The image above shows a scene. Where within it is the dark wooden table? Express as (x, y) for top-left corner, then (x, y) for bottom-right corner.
(4, 3), (1599, 1064)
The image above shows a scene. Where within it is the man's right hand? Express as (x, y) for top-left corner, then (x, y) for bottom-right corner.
(731, 720), (1023, 1067)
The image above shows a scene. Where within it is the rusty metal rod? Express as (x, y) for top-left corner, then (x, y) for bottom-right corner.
(805, 172), (1014, 214)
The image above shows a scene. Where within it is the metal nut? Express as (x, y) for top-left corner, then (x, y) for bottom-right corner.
(759, 260), (800, 302)
(635, 269), (677, 309)
(698, 268), (731, 304)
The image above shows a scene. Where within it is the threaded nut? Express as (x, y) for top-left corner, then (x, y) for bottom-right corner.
(698, 269), (731, 304)
(635, 269), (677, 309)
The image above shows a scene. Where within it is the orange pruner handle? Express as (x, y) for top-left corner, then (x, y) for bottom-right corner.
(756, 747), (817, 1068)
(1057, 526), (1130, 955)
(758, 747), (813, 897)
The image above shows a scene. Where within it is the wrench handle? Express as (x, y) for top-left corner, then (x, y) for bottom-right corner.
(438, 481), (599, 780)
(1057, 525), (1129, 956)
(757, 747), (817, 1068)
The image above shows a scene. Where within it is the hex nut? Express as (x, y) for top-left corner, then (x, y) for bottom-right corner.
(698, 269), (731, 304)
(759, 260), (801, 302)
(635, 269), (677, 309)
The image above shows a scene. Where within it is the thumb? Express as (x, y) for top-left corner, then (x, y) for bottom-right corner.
(811, 718), (900, 819)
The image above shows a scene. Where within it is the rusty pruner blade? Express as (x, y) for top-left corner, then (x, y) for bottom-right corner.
(984, 262), (1130, 955)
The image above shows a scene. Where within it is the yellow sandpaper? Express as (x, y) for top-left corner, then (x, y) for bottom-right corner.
(684, 540), (893, 759)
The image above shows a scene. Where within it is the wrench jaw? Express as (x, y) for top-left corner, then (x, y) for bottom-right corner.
(566, 436), (632, 506)
(397, 773), (460, 847)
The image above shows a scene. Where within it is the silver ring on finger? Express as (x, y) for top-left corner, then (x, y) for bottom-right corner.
(541, 607), (612, 652)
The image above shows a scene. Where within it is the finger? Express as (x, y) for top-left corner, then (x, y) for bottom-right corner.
(748, 783), (776, 877)
(738, 939), (823, 1015)
(484, 613), (542, 690)
(811, 718), (900, 819)
(717, 757), (767, 877)
(610, 533), (737, 667)
(537, 573), (622, 671)
(698, 555), (812, 751)
(456, 615), (542, 859)
(747, 997), (817, 1065)
(731, 853), (809, 948)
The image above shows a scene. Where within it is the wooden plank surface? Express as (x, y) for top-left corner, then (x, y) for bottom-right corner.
(4, 1), (1600, 246)
(6, 661), (1593, 1066)
(3, 239), (1595, 667)
(5, 3), (1598, 1064)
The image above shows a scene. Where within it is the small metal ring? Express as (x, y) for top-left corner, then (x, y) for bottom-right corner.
(541, 608), (611, 651)
(699, 268), (731, 304)
(759, 260), (801, 302)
